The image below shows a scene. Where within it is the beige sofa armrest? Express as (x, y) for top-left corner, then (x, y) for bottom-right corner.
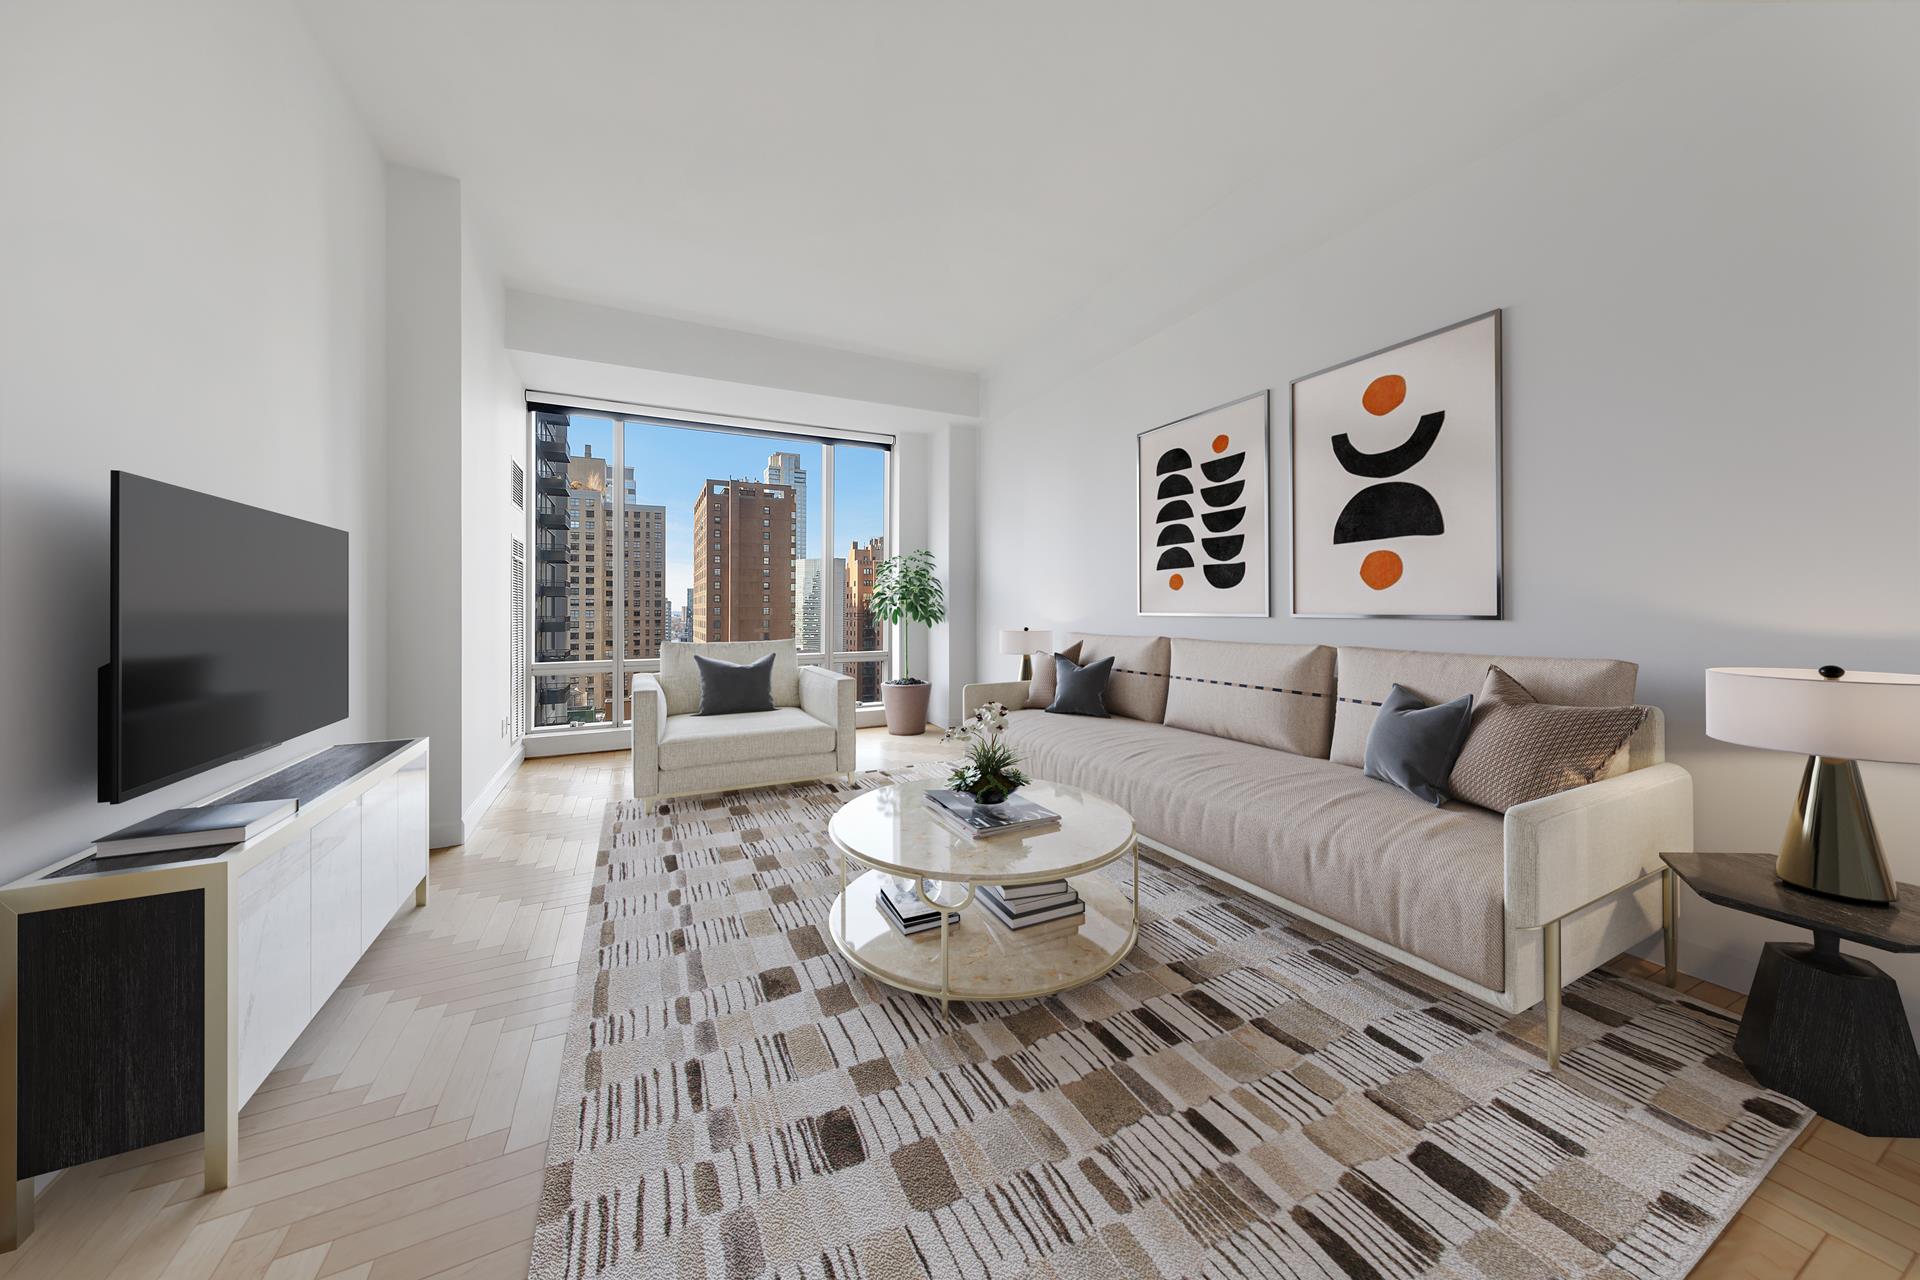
(799, 665), (857, 771)
(962, 681), (1029, 718)
(630, 674), (666, 798)
(1503, 762), (1693, 929)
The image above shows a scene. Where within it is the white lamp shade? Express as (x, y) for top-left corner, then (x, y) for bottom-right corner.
(1705, 667), (1920, 764)
(999, 628), (1052, 656)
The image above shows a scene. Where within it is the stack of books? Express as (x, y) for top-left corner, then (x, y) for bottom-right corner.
(979, 879), (1086, 930)
(922, 789), (1060, 840)
(92, 799), (297, 859)
(876, 879), (962, 937)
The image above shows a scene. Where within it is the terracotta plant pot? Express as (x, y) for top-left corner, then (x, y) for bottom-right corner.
(881, 679), (931, 735)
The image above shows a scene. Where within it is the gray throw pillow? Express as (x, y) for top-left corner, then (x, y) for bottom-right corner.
(694, 652), (776, 715)
(1363, 683), (1474, 806)
(1046, 654), (1114, 718)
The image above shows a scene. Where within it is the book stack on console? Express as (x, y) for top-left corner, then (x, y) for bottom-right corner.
(921, 789), (1060, 841)
(92, 799), (297, 859)
(876, 879), (962, 937)
(978, 879), (1086, 930)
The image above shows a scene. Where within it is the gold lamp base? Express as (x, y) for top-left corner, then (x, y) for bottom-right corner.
(1777, 755), (1897, 904)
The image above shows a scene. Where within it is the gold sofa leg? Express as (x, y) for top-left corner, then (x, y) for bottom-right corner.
(1663, 868), (1679, 988)
(1543, 918), (1562, 1070)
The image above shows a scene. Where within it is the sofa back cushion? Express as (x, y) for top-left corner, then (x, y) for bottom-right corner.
(659, 640), (800, 716)
(1060, 632), (1171, 722)
(1329, 646), (1637, 768)
(1164, 639), (1337, 757)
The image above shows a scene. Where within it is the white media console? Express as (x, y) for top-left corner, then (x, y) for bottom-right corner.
(0, 737), (430, 1250)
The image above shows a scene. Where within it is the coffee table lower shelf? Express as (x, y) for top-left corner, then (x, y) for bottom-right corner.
(828, 869), (1137, 1008)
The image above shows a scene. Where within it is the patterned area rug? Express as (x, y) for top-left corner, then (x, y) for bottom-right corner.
(530, 766), (1806, 1280)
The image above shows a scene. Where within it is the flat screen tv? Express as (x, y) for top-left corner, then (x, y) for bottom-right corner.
(99, 472), (349, 803)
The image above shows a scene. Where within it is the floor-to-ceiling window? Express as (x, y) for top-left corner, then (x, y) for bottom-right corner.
(526, 400), (893, 736)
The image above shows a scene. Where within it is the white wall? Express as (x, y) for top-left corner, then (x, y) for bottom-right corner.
(0, 0), (389, 883)
(976, 10), (1920, 1020)
(459, 222), (528, 828)
(927, 425), (980, 727)
(508, 292), (978, 419)
(385, 167), (466, 842)
(387, 167), (527, 843)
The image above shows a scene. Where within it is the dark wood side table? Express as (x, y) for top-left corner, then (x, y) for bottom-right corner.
(1662, 851), (1920, 1138)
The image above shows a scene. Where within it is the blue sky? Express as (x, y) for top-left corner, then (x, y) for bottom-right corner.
(566, 414), (887, 604)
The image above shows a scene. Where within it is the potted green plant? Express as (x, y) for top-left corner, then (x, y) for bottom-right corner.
(867, 548), (946, 735)
(941, 701), (1030, 804)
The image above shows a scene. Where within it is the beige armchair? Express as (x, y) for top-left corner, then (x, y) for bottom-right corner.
(631, 640), (856, 808)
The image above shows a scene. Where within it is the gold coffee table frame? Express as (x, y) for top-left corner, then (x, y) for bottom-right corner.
(826, 780), (1139, 1012)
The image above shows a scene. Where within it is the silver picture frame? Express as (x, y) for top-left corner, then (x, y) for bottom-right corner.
(1287, 309), (1504, 620)
(1136, 389), (1271, 618)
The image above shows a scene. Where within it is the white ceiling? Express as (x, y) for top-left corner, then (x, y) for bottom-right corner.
(297, 1), (1698, 372)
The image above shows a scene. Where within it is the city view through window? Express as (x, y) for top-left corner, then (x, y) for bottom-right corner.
(530, 410), (889, 730)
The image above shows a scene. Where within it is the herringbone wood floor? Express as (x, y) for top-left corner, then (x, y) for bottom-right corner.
(1, 730), (1911, 1278)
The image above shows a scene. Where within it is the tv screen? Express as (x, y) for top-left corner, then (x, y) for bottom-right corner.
(101, 472), (348, 802)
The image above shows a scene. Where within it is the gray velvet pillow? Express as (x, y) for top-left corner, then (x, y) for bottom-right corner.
(694, 652), (776, 715)
(1046, 654), (1114, 718)
(1363, 683), (1474, 806)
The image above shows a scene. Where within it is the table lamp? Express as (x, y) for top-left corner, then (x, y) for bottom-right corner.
(1705, 666), (1920, 903)
(999, 627), (1052, 681)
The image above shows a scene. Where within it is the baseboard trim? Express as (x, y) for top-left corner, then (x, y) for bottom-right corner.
(461, 742), (525, 833)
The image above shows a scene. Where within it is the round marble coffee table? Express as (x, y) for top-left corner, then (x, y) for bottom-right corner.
(827, 780), (1138, 1012)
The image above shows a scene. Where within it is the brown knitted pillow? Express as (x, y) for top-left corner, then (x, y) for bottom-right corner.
(1450, 665), (1648, 813)
(1024, 642), (1083, 709)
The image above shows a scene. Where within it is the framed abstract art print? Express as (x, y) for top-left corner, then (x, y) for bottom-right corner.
(1289, 310), (1502, 619)
(1137, 391), (1270, 617)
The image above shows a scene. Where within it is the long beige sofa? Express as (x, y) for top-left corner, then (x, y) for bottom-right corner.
(964, 634), (1693, 1066)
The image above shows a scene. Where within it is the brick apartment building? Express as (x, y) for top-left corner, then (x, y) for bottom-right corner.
(693, 478), (797, 643)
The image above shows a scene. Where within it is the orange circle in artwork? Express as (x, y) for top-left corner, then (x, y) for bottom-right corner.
(1362, 374), (1407, 416)
(1359, 550), (1403, 590)
(1211, 434), (1230, 453)
(1169, 573), (1184, 591)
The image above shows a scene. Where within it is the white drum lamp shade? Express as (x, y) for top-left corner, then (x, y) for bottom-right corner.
(1705, 668), (1920, 764)
(999, 628), (1052, 656)
(999, 628), (1052, 681)
(1705, 666), (1920, 903)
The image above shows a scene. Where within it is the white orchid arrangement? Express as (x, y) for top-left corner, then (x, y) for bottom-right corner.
(941, 701), (1029, 804)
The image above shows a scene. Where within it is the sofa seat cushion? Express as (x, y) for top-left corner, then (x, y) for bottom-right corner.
(659, 707), (834, 771)
(1000, 709), (1507, 989)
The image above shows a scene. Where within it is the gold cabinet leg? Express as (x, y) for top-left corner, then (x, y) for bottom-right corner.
(1543, 918), (1563, 1071)
(3, 1180), (30, 1251)
(1662, 868), (1679, 988)
(0, 907), (20, 1249)
(203, 870), (238, 1191)
(415, 874), (430, 908)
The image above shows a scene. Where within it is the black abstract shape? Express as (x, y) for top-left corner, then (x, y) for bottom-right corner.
(1200, 453), (1244, 483)
(1156, 547), (1194, 570)
(1200, 480), (1244, 508)
(1332, 411), (1445, 478)
(1156, 524), (1193, 546)
(1201, 508), (1244, 533)
(1204, 563), (1246, 589)
(1156, 447), (1193, 476)
(1333, 482), (1444, 544)
(1157, 474), (1193, 499)
(1156, 499), (1194, 522)
(1201, 535), (1243, 561)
